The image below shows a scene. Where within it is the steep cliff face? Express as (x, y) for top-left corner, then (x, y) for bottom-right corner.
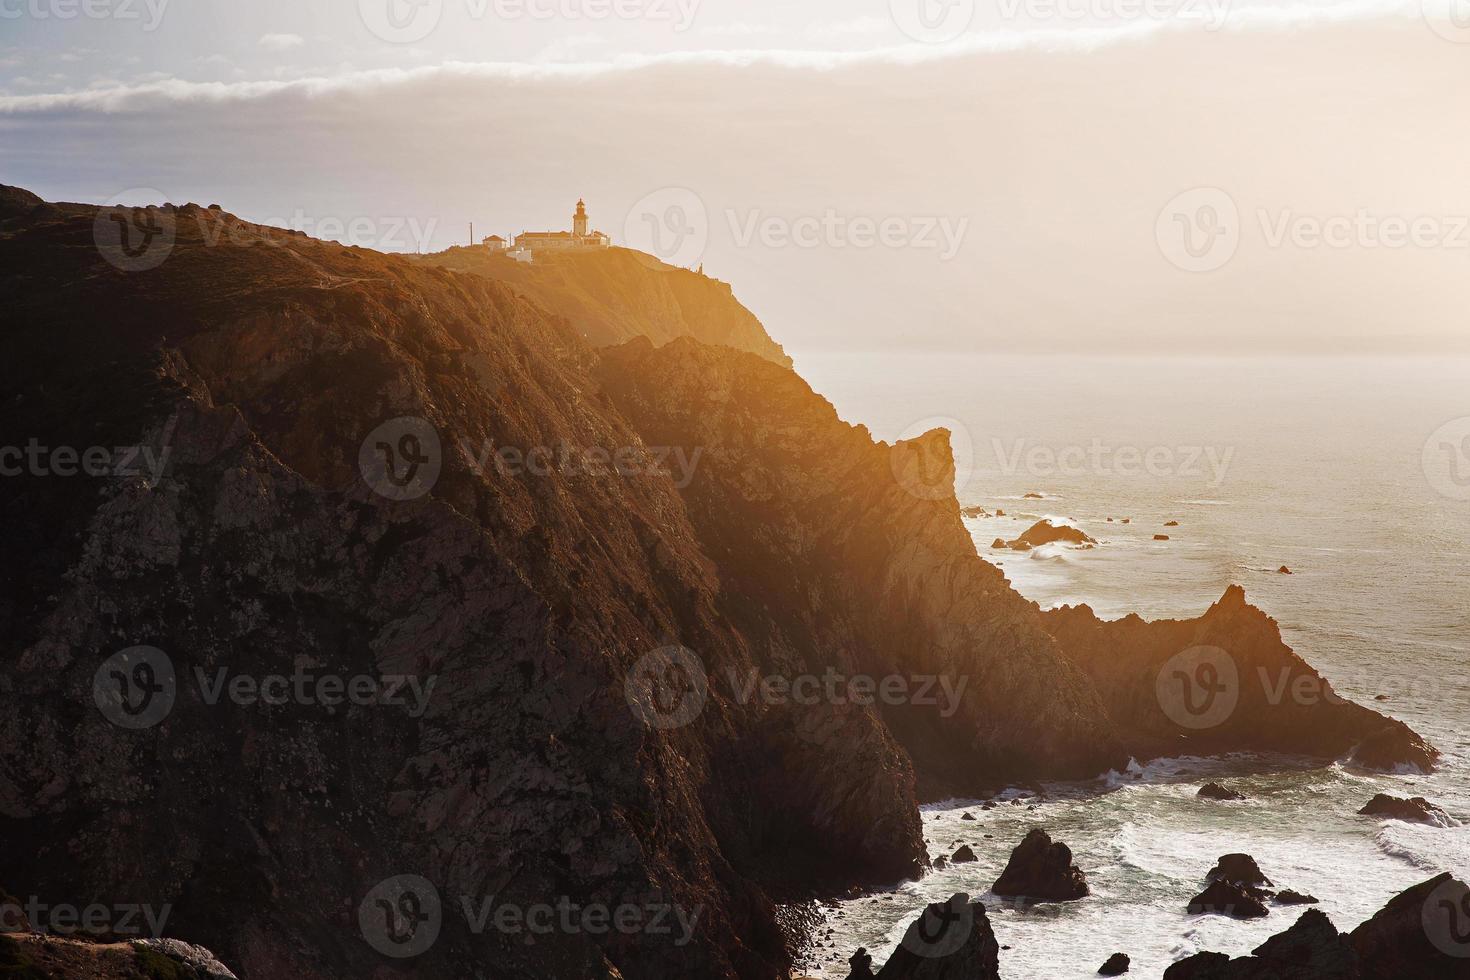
(0, 195), (906, 979)
(413, 245), (793, 368)
(0, 187), (1436, 980)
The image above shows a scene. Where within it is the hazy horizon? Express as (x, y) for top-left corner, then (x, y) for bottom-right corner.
(6, 0), (1469, 354)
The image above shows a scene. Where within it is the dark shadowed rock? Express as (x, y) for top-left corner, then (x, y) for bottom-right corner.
(0, 184), (44, 220)
(1004, 519), (1096, 550)
(952, 846), (978, 863)
(1358, 793), (1453, 827)
(1349, 872), (1470, 979)
(991, 829), (1089, 901)
(1167, 908), (1360, 978)
(1278, 566), (1292, 574)
(847, 947), (876, 979)
(1098, 951), (1131, 975)
(1276, 890), (1321, 906)
(1187, 880), (1270, 919)
(867, 894), (1001, 980)
(1163, 951), (1230, 979)
(1154, 534), (1170, 541)
(1197, 782), (1246, 801)
(1207, 854), (1273, 889)
(1351, 726), (1439, 773)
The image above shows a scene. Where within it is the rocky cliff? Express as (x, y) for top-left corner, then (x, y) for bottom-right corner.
(0, 186), (1436, 979)
(413, 244), (793, 368)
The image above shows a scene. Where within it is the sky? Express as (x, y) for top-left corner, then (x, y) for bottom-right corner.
(3, 0), (1469, 353)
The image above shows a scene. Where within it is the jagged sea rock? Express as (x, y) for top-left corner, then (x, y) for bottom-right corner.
(1005, 519), (1096, 549)
(864, 894), (1001, 980)
(1349, 872), (1470, 979)
(1197, 782), (1246, 801)
(1098, 951), (1131, 975)
(1358, 793), (1453, 827)
(991, 829), (1089, 902)
(1187, 880), (1270, 919)
(1207, 854), (1273, 889)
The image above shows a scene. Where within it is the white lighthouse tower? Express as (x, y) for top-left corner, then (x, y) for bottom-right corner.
(572, 199), (589, 238)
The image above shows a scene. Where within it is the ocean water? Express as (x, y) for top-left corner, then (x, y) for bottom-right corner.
(787, 352), (1470, 978)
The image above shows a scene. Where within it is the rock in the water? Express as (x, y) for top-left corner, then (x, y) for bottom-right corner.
(847, 946), (876, 978)
(1351, 725), (1439, 773)
(1358, 793), (1453, 827)
(933, 857), (948, 870)
(1153, 533), (1170, 541)
(1163, 951), (1230, 979)
(1187, 880), (1270, 919)
(1278, 565), (1292, 574)
(1207, 853), (1273, 889)
(991, 538), (1008, 549)
(952, 845), (977, 863)
(961, 812), (976, 820)
(1164, 520), (1180, 527)
(1098, 952), (1131, 975)
(960, 506), (989, 518)
(991, 828), (1089, 902)
(1004, 519), (1096, 550)
(1349, 871), (1470, 978)
(1197, 782), (1246, 801)
(862, 894), (1001, 979)
(1023, 492), (1044, 499)
(1275, 890), (1320, 905)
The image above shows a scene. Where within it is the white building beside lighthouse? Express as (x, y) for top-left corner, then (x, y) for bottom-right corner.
(514, 199), (611, 252)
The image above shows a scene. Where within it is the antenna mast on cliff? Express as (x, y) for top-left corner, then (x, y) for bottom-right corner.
(469, 222), (474, 247)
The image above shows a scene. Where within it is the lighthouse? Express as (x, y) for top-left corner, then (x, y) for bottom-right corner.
(573, 199), (589, 238)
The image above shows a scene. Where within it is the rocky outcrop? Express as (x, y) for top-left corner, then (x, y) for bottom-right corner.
(0, 931), (237, 980)
(413, 244), (793, 368)
(1167, 875), (1470, 979)
(1098, 952), (1131, 975)
(1001, 519), (1095, 550)
(1349, 872), (1470, 979)
(849, 894), (1000, 980)
(0, 183), (43, 219)
(1197, 782), (1246, 801)
(1358, 793), (1453, 827)
(991, 829), (1089, 902)
(1186, 881), (1269, 919)
(1042, 587), (1438, 771)
(1207, 854), (1272, 890)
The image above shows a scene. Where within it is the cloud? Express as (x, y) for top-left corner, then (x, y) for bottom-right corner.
(258, 33), (306, 52)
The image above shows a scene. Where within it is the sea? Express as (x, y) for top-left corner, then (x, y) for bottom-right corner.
(786, 352), (1470, 978)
